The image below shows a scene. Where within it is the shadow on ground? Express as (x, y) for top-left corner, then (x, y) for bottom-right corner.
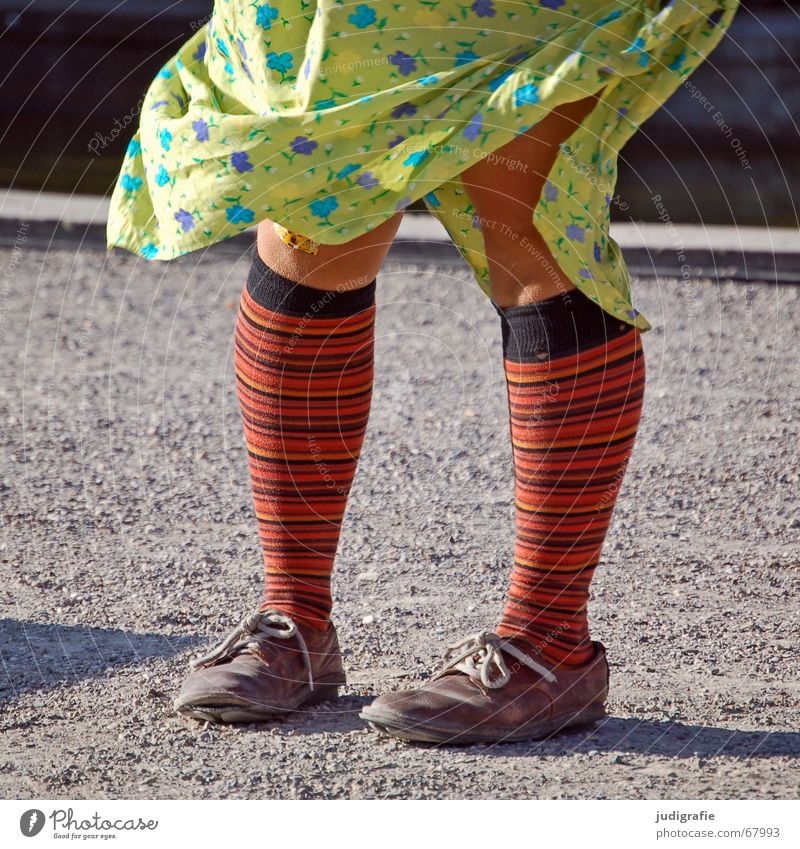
(175, 691), (800, 761)
(0, 618), (199, 704)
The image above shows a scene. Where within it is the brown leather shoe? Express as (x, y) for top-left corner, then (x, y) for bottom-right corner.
(360, 630), (607, 744)
(174, 610), (345, 723)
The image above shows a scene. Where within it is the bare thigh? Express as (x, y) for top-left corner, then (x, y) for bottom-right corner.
(460, 93), (600, 307)
(256, 212), (404, 291)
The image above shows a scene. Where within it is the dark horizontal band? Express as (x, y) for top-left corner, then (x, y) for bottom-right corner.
(247, 246), (376, 317)
(493, 289), (635, 361)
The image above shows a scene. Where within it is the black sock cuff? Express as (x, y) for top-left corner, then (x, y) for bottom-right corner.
(246, 246), (376, 318)
(492, 290), (634, 361)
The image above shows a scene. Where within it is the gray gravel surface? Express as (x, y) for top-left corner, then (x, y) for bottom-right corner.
(0, 244), (798, 799)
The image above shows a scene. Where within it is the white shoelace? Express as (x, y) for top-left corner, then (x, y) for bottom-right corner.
(190, 610), (315, 691)
(433, 630), (558, 690)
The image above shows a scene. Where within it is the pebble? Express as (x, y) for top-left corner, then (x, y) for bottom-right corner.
(357, 571), (379, 582)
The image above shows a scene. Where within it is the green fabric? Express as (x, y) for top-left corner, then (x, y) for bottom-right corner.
(107, 0), (740, 331)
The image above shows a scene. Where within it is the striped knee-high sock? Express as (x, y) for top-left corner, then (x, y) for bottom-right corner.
(494, 291), (646, 666)
(235, 252), (376, 631)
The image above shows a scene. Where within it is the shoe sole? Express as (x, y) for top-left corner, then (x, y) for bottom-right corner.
(359, 703), (606, 745)
(176, 679), (344, 724)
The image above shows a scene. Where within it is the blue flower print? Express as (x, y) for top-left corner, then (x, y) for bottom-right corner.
(593, 241), (602, 262)
(455, 50), (478, 67)
(357, 171), (379, 189)
(388, 135), (405, 148)
(256, 4), (279, 30)
(463, 113), (483, 141)
(596, 9), (623, 27)
(403, 150), (429, 167)
(192, 119), (209, 142)
(391, 102), (417, 119)
(423, 192), (441, 208)
(231, 151), (254, 173)
(157, 67), (173, 79)
(514, 83), (539, 106)
(290, 136), (318, 155)
(578, 268), (593, 279)
(174, 209), (195, 232)
(141, 243), (158, 259)
(544, 181), (559, 201)
(539, 0), (565, 9)
(126, 139), (141, 158)
(310, 196), (339, 218)
(215, 37), (230, 58)
(267, 51), (294, 73)
(668, 52), (686, 72)
(336, 163), (361, 179)
(396, 196), (412, 211)
(158, 129), (173, 151)
(388, 52), (416, 76)
(193, 41), (206, 62)
(226, 204), (255, 225)
(418, 74), (439, 86)
(566, 224), (585, 242)
(155, 165), (170, 187)
(120, 174), (142, 193)
(348, 5), (377, 28)
(488, 69), (514, 92)
(472, 0), (495, 17)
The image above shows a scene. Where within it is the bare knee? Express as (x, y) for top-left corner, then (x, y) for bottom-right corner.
(256, 213), (403, 291)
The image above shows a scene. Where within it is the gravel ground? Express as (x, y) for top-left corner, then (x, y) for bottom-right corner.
(0, 243), (798, 800)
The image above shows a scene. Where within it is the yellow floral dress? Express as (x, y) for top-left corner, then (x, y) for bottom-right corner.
(106, 0), (740, 331)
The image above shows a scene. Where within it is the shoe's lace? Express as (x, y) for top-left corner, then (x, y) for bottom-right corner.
(189, 610), (315, 691)
(433, 630), (558, 690)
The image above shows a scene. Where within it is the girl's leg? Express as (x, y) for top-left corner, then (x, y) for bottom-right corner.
(458, 97), (646, 668)
(240, 214), (401, 629)
(361, 97), (646, 742)
(176, 214), (400, 723)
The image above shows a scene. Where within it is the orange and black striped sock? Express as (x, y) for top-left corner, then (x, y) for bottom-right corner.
(235, 251), (376, 631)
(494, 291), (646, 666)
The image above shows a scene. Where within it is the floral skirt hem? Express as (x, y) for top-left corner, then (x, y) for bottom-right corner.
(106, 0), (741, 332)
